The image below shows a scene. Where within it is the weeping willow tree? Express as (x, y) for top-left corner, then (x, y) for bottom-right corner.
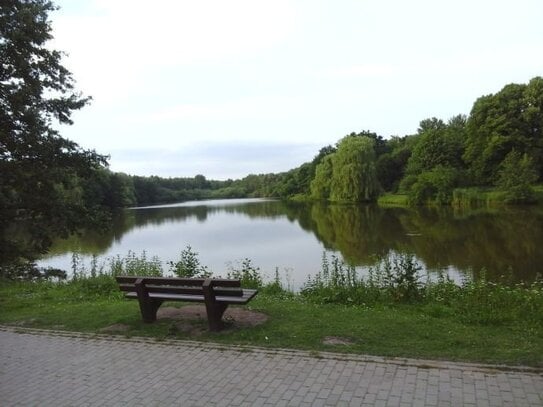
(310, 135), (380, 202)
(310, 155), (333, 199)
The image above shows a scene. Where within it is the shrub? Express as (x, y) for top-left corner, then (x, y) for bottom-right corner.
(227, 258), (263, 289)
(168, 246), (210, 278)
(261, 267), (289, 296)
(408, 166), (459, 205)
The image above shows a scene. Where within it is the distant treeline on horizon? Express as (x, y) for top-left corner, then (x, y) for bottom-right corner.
(91, 76), (542, 208)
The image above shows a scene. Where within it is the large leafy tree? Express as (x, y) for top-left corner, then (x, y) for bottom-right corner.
(463, 77), (543, 185)
(376, 135), (415, 192)
(495, 150), (538, 203)
(1, 0), (107, 265)
(399, 116), (466, 204)
(406, 115), (466, 175)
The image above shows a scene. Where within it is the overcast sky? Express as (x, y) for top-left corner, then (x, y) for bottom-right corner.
(50, 0), (543, 180)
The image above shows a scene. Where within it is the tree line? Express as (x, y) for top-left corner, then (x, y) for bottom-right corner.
(78, 74), (543, 212)
(245, 76), (543, 205)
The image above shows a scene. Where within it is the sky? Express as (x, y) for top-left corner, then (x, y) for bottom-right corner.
(50, 0), (543, 180)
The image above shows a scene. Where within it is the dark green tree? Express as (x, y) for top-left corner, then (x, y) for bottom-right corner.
(417, 117), (446, 134)
(408, 166), (460, 205)
(464, 77), (543, 184)
(401, 116), (466, 204)
(376, 135), (416, 192)
(0, 0), (107, 265)
(406, 116), (465, 175)
(311, 145), (336, 165)
(495, 150), (538, 203)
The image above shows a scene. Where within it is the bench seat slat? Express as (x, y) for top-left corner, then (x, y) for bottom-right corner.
(116, 276), (206, 285)
(124, 289), (257, 304)
(118, 284), (244, 297)
(115, 276), (241, 288)
(145, 285), (243, 296)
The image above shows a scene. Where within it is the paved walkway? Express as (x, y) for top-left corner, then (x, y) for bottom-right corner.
(0, 326), (541, 406)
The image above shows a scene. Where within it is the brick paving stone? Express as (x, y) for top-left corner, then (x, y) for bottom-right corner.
(1, 327), (542, 407)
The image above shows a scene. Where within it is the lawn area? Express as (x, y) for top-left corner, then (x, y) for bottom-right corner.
(1, 279), (541, 367)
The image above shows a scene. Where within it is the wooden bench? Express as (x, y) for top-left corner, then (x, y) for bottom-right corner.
(116, 276), (258, 331)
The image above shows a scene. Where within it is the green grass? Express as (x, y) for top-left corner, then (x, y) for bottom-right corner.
(377, 193), (409, 206)
(1, 279), (541, 367)
(379, 185), (543, 207)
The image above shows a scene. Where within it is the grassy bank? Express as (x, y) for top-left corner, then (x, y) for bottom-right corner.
(1, 258), (542, 367)
(377, 193), (409, 206)
(377, 185), (543, 207)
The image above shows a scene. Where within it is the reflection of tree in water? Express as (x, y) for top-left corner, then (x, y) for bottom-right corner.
(131, 200), (291, 227)
(307, 204), (543, 281)
(45, 211), (136, 256)
(45, 199), (543, 282)
(397, 206), (543, 281)
(45, 200), (294, 256)
(309, 204), (409, 265)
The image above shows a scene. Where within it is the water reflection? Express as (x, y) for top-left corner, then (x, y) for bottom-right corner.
(42, 199), (543, 282)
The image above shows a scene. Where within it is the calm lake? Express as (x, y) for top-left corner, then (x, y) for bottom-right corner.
(39, 198), (543, 288)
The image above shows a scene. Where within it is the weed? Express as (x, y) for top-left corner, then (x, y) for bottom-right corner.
(168, 246), (210, 278)
(227, 258), (263, 289)
(109, 251), (163, 277)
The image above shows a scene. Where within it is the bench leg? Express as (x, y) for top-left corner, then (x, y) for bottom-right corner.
(138, 298), (164, 323)
(205, 302), (228, 332)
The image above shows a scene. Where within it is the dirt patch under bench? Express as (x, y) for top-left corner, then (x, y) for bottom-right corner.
(101, 305), (267, 336)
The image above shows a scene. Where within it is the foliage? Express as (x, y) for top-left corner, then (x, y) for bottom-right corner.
(408, 166), (460, 205)
(495, 150), (538, 203)
(108, 251), (163, 277)
(310, 155), (333, 199)
(464, 77), (543, 185)
(300, 252), (543, 329)
(0, 261), (67, 280)
(168, 246), (210, 278)
(328, 135), (380, 202)
(0, 0), (109, 265)
(375, 136), (414, 192)
(227, 258), (263, 289)
(406, 116), (466, 175)
(301, 252), (423, 304)
(260, 267), (290, 296)
(451, 277), (543, 325)
(400, 116), (466, 205)
(82, 170), (137, 209)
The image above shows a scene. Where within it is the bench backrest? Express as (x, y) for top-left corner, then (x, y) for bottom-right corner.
(115, 276), (244, 297)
